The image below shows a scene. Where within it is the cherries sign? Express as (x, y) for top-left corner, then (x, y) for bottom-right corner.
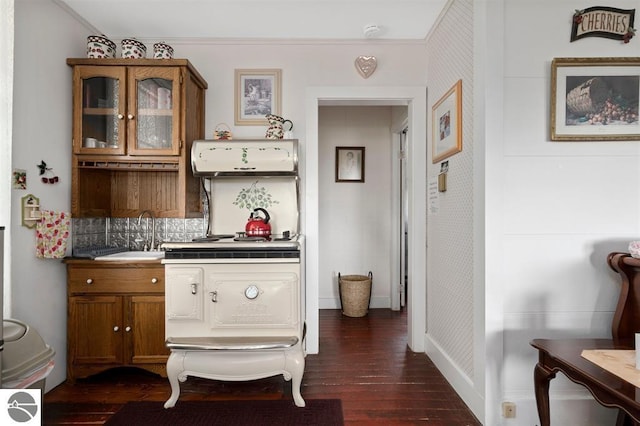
(37, 160), (59, 184)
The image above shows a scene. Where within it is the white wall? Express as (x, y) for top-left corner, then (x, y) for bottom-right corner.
(477, 1), (504, 424)
(172, 42), (428, 141)
(494, 0), (640, 424)
(318, 106), (394, 309)
(12, 0), (90, 391)
(1, 0), (14, 318)
(424, 0), (482, 418)
(424, 0), (640, 423)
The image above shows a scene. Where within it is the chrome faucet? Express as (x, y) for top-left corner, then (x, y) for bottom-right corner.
(137, 210), (156, 251)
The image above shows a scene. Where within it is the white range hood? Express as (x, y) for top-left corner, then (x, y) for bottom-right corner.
(193, 139), (300, 238)
(192, 139), (298, 176)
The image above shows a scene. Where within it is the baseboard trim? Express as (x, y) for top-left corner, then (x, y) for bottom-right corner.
(425, 334), (484, 421)
(319, 296), (390, 310)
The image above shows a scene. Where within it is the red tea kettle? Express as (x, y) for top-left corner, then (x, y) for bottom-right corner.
(245, 208), (271, 238)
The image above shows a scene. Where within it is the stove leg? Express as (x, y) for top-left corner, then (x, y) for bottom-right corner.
(164, 351), (185, 409)
(291, 374), (305, 407)
(286, 348), (306, 407)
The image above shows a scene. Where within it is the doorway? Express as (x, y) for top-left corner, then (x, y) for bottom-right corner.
(390, 120), (409, 311)
(304, 86), (427, 355)
(318, 105), (399, 314)
(398, 127), (409, 309)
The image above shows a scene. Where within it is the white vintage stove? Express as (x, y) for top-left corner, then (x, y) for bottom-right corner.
(162, 140), (306, 408)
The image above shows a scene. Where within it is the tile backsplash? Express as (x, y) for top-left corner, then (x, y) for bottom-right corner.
(72, 217), (207, 250)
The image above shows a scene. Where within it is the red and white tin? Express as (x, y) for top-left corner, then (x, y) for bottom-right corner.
(86, 35), (116, 59)
(153, 42), (174, 59)
(121, 38), (147, 59)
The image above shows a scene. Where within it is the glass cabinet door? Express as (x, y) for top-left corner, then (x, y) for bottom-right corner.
(74, 67), (127, 154)
(128, 67), (181, 156)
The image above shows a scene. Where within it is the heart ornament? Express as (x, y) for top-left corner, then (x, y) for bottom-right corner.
(355, 56), (377, 79)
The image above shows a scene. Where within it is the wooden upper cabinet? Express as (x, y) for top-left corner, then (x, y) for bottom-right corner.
(67, 58), (207, 218)
(127, 67), (181, 156)
(72, 64), (182, 156)
(72, 66), (127, 155)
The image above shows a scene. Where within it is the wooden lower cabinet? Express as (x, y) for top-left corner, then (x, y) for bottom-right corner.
(65, 260), (168, 382)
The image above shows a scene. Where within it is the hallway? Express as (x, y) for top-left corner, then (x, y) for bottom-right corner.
(306, 309), (480, 424)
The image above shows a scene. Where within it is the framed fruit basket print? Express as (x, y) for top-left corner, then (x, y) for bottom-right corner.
(550, 57), (640, 141)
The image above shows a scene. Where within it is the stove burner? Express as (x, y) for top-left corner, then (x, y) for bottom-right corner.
(274, 230), (291, 241)
(234, 236), (268, 242)
(192, 234), (235, 242)
(212, 234), (236, 239)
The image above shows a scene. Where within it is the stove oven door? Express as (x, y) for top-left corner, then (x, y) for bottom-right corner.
(165, 267), (204, 322)
(166, 263), (301, 339)
(204, 263), (300, 338)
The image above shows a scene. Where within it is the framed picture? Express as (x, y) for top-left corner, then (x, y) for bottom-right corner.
(550, 57), (640, 141)
(432, 79), (462, 164)
(335, 147), (365, 182)
(235, 69), (282, 125)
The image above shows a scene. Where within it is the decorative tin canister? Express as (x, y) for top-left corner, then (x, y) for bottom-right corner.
(153, 42), (174, 59)
(121, 38), (147, 59)
(86, 35), (116, 59)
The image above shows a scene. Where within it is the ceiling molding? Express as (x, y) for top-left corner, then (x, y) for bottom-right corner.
(54, 0), (448, 42)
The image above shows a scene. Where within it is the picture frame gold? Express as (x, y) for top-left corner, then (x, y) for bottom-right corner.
(432, 79), (462, 164)
(234, 69), (282, 126)
(550, 57), (640, 141)
(335, 147), (365, 183)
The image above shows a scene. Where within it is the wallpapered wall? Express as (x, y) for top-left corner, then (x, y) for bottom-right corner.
(426, 0), (475, 380)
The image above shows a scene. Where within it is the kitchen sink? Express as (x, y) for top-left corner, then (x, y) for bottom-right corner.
(94, 251), (164, 261)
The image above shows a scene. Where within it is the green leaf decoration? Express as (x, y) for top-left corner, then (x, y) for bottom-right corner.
(233, 180), (280, 210)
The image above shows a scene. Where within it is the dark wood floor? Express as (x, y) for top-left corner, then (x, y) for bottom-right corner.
(44, 309), (481, 425)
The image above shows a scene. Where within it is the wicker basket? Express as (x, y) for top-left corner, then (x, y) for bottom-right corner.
(566, 77), (610, 114)
(339, 272), (372, 317)
(213, 123), (232, 140)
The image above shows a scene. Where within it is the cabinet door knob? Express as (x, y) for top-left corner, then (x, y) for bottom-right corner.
(117, 113), (124, 119)
(86, 278), (93, 285)
(210, 291), (218, 303)
(191, 283), (198, 294)
(125, 326), (131, 332)
(151, 277), (158, 284)
(127, 113), (134, 120)
(113, 326), (119, 332)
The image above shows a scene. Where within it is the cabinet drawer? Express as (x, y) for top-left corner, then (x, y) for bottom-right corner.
(68, 266), (164, 294)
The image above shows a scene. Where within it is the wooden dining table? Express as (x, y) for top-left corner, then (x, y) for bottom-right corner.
(531, 252), (640, 426)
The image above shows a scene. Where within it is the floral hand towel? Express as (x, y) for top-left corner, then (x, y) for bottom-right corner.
(36, 210), (70, 259)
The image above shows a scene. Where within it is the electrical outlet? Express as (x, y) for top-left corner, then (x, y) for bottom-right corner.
(502, 402), (516, 418)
